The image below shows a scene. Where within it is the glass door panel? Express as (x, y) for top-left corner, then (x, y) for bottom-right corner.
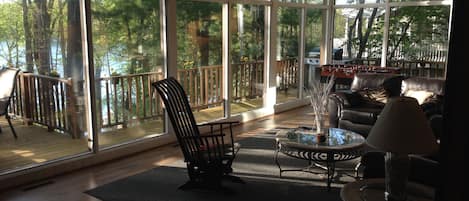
(230, 4), (265, 115)
(176, 1), (224, 123)
(276, 7), (301, 103)
(304, 9), (325, 89)
(91, 0), (165, 148)
(0, 0), (90, 173)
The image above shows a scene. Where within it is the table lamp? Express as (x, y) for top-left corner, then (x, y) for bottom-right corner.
(366, 96), (438, 201)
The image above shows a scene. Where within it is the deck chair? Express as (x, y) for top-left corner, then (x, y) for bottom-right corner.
(152, 77), (242, 190)
(0, 67), (21, 139)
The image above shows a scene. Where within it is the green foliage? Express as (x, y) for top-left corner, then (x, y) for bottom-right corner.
(231, 5), (265, 63)
(387, 6), (450, 60)
(92, 0), (162, 74)
(334, 10), (346, 38)
(176, 1), (222, 69)
(0, 2), (24, 67)
(305, 9), (323, 52)
(278, 7), (300, 58)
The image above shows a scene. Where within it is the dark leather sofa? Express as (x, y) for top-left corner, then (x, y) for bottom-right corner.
(327, 73), (405, 137)
(327, 73), (445, 187)
(328, 73), (444, 137)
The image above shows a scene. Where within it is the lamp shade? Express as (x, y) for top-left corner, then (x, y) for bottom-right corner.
(366, 96), (438, 154)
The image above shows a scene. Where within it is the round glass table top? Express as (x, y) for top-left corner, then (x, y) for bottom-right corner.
(276, 127), (365, 150)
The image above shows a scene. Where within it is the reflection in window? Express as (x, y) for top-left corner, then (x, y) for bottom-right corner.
(176, 1), (224, 123)
(304, 9), (325, 89)
(92, 0), (165, 148)
(230, 4), (265, 115)
(277, 7), (301, 103)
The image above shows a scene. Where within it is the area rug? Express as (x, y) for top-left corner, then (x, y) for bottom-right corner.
(85, 128), (359, 201)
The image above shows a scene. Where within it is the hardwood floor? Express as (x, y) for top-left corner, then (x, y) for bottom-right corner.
(0, 106), (316, 201)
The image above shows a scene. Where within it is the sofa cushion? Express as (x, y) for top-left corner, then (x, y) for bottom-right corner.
(358, 87), (389, 104)
(401, 77), (445, 96)
(403, 90), (435, 104)
(341, 106), (382, 125)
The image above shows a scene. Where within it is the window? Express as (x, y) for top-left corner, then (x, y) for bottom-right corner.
(387, 5), (449, 78)
(230, 4), (266, 114)
(92, 0), (165, 148)
(176, 1), (224, 123)
(276, 6), (301, 103)
(0, 0), (89, 173)
(334, 7), (385, 65)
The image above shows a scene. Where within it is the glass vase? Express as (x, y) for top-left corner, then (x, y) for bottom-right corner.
(314, 112), (326, 135)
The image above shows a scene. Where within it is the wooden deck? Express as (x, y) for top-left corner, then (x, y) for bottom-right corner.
(0, 92), (297, 173)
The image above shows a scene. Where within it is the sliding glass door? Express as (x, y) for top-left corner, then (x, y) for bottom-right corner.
(91, 0), (165, 148)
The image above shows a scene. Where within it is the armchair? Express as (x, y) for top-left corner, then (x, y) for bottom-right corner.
(0, 67), (21, 139)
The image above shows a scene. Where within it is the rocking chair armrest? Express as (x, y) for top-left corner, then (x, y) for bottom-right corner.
(197, 121), (240, 127)
(181, 134), (225, 139)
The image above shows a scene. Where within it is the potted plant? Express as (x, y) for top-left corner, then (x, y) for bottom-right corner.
(49, 70), (60, 78)
(49, 70), (60, 86)
(111, 71), (121, 85)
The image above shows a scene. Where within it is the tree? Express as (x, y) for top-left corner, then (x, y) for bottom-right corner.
(65, 0), (83, 84)
(0, 2), (24, 68)
(31, 0), (52, 75)
(176, 1), (222, 69)
(92, 0), (162, 74)
(343, 0), (382, 59)
(22, 0), (34, 72)
(387, 6), (450, 61)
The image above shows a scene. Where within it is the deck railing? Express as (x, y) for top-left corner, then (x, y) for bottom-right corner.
(6, 58), (318, 137)
(98, 71), (164, 128)
(232, 61), (264, 100)
(10, 72), (79, 138)
(347, 58), (446, 78)
(177, 65), (224, 110)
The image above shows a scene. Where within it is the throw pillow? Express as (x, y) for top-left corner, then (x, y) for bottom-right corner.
(358, 87), (389, 104)
(403, 90), (435, 105)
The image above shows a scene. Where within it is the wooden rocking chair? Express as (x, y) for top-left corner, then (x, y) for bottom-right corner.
(152, 77), (243, 190)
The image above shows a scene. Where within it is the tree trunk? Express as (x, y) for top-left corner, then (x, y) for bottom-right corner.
(66, 0), (84, 136)
(357, 8), (378, 59)
(388, 15), (415, 61)
(356, 9), (363, 59)
(22, 0), (34, 72)
(33, 0), (52, 75)
(58, 0), (67, 70)
(347, 13), (360, 59)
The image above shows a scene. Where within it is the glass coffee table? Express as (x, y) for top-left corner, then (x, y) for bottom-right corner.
(275, 127), (365, 191)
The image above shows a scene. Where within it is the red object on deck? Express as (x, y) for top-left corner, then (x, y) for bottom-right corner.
(320, 64), (401, 79)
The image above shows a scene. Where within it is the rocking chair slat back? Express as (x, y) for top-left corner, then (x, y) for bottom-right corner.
(153, 77), (200, 161)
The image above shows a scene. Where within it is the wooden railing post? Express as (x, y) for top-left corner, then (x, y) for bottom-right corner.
(20, 73), (34, 125)
(66, 78), (79, 139)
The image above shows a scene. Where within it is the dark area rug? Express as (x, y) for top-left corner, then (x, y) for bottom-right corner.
(85, 128), (359, 201)
(85, 166), (342, 201)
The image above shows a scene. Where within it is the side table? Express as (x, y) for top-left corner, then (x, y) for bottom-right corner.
(340, 178), (434, 201)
